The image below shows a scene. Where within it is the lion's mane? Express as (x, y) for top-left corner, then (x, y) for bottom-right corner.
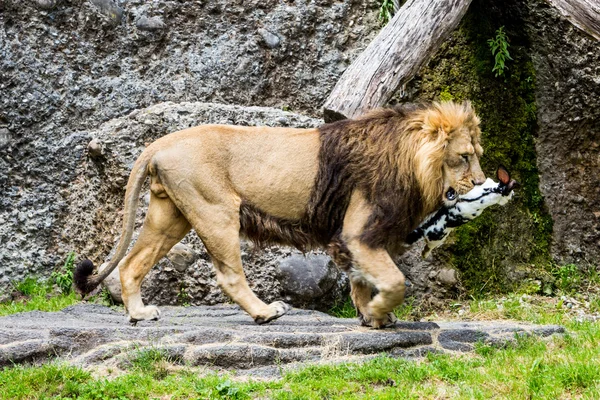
(240, 102), (481, 256)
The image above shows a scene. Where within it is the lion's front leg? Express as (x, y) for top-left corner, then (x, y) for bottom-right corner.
(341, 191), (406, 328)
(345, 244), (404, 328)
(348, 275), (398, 328)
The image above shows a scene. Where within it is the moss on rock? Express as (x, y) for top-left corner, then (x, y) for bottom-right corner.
(403, 0), (553, 295)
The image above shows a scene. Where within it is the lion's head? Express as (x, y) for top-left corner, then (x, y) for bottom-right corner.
(314, 101), (486, 249)
(403, 101), (486, 212)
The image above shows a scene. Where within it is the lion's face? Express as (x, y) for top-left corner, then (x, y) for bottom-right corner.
(442, 126), (486, 198)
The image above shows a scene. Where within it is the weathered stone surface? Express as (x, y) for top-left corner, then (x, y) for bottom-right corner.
(258, 28), (281, 48)
(89, 0), (123, 26)
(436, 268), (458, 287)
(30, 0), (56, 10)
(523, 0), (600, 264)
(0, 128), (10, 149)
(0, 304), (564, 376)
(278, 254), (349, 309)
(0, 0), (378, 291)
(86, 138), (104, 159)
(167, 244), (198, 273)
(136, 16), (165, 32)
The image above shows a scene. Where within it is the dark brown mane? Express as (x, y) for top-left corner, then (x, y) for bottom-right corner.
(308, 104), (427, 251)
(240, 103), (430, 254)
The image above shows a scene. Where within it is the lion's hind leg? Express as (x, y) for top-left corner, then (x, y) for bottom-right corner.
(176, 197), (291, 324)
(120, 192), (191, 322)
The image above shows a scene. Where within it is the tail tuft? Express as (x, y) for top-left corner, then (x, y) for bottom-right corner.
(73, 259), (99, 295)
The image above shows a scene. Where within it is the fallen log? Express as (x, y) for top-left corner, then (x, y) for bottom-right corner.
(322, 0), (473, 121)
(546, 0), (600, 41)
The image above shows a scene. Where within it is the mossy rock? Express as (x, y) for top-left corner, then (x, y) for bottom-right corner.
(398, 0), (553, 295)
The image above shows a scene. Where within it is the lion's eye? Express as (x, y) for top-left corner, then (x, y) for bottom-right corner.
(462, 155), (469, 163)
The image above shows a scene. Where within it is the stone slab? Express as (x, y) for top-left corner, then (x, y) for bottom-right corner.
(0, 304), (565, 376)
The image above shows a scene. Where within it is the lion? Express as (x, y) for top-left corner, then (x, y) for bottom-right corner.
(74, 101), (485, 328)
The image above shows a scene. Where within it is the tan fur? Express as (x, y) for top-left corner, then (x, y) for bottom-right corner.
(75, 101), (485, 327)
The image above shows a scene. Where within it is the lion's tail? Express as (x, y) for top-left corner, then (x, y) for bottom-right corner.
(74, 150), (152, 296)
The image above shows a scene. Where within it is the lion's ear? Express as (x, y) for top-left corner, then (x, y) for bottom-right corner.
(421, 108), (449, 143)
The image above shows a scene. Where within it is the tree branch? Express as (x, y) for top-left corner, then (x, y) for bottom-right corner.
(546, 0), (600, 41)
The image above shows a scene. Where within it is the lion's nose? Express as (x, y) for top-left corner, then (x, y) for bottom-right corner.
(472, 178), (485, 186)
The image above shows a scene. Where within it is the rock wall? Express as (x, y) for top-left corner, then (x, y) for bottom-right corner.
(1, 0), (598, 306)
(523, 0), (600, 265)
(0, 0), (378, 291)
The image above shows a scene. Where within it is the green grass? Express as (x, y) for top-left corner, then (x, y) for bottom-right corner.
(1, 319), (598, 399)
(1, 290), (599, 399)
(0, 278), (80, 317)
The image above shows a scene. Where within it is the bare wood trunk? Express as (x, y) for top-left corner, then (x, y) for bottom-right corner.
(322, 0), (472, 121)
(546, 0), (600, 41)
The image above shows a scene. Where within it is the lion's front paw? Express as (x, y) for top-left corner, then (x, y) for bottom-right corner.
(128, 305), (161, 323)
(254, 301), (291, 325)
(359, 311), (397, 329)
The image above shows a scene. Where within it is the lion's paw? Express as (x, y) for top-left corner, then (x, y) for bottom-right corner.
(128, 305), (161, 323)
(254, 301), (291, 325)
(359, 311), (397, 329)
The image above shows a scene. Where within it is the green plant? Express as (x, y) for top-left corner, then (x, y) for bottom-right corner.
(177, 285), (192, 306)
(13, 277), (48, 297)
(394, 296), (420, 321)
(378, 0), (395, 25)
(328, 297), (357, 318)
(590, 295), (600, 313)
(98, 287), (116, 306)
(129, 347), (174, 380)
(216, 380), (242, 399)
(51, 252), (76, 294)
(439, 88), (455, 101)
(2, 278), (79, 316)
(552, 264), (582, 294)
(487, 26), (513, 77)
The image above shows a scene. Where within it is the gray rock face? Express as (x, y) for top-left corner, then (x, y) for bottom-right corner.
(89, 0), (124, 25)
(258, 28), (281, 49)
(136, 16), (166, 32)
(0, 128), (10, 149)
(523, 0), (600, 263)
(29, 0), (57, 10)
(278, 254), (349, 309)
(167, 244), (198, 273)
(0, 0), (378, 290)
(0, 304), (565, 376)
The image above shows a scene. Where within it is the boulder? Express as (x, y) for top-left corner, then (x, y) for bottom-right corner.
(278, 254), (349, 310)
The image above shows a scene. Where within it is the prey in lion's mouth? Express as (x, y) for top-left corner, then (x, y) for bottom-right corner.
(406, 165), (519, 258)
(74, 101), (487, 329)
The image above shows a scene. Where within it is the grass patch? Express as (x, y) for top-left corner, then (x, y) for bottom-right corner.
(4, 294), (595, 399)
(329, 297), (357, 318)
(329, 296), (422, 321)
(0, 278), (80, 317)
(2, 276), (598, 398)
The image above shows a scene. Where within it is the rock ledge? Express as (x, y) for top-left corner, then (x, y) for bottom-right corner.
(0, 304), (564, 377)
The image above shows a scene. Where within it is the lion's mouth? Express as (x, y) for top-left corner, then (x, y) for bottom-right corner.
(455, 182), (475, 195)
